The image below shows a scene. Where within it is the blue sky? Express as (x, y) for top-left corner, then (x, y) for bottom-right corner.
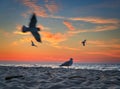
(0, 0), (120, 63)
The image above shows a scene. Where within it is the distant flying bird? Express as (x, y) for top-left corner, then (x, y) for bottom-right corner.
(31, 40), (37, 47)
(82, 40), (86, 46)
(22, 13), (42, 42)
(60, 58), (73, 68)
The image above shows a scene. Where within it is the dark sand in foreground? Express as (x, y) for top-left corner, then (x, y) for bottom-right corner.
(0, 66), (120, 89)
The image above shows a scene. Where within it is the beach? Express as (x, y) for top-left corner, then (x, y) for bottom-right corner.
(0, 66), (120, 89)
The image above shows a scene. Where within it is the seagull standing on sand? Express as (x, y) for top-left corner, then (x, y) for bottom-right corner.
(82, 40), (86, 46)
(31, 40), (37, 47)
(60, 58), (73, 68)
(22, 13), (42, 42)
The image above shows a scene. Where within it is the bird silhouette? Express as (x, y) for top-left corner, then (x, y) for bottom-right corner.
(60, 58), (73, 68)
(31, 40), (37, 47)
(82, 40), (86, 46)
(22, 13), (42, 42)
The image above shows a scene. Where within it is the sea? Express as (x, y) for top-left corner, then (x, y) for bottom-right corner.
(0, 62), (120, 71)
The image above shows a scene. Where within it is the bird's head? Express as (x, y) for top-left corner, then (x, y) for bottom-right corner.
(70, 58), (73, 61)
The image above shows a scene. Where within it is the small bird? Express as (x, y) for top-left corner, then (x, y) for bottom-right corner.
(31, 40), (37, 47)
(82, 40), (86, 46)
(22, 13), (42, 42)
(60, 58), (73, 68)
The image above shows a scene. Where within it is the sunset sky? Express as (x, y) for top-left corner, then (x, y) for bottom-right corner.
(0, 0), (120, 63)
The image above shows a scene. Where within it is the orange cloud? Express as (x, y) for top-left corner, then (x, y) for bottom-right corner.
(13, 31), (30, 35)
(88, 39), (120, 49)
(13, 24), (76, 50)
(63, 20), (75, 31)
(86, 51), (120, 58)
(11, 37), (32, 46)
(67, 29), (89, 35)
(53, 45), (80, 51)
(94, 25), (119, 32)
(69, 17), (120, 24)
(47, 16), (120, 26)
(88, 40), (105, 45)
(42, 31), (67, 44)
(41, 30), (81, 51)
(14, 24), (50, 35)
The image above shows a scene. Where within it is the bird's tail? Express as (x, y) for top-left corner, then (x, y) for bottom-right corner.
(59, 64), (63, 67)
(22, 25), (30, 32)
(59, 65), (62, 67)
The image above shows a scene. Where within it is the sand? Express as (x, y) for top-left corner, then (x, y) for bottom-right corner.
(0, 66), (120, 89)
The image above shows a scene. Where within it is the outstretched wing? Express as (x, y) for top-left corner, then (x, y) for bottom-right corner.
(22, 25), (30, 32)
(29, 13), (37, 28)
(31, 31), (42, 42)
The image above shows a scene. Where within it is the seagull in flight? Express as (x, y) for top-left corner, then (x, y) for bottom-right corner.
(60, 58), (73, 68)
(31, 40), (37, 47)
(22, 13), (42, 42)
(82, 40), (86, 46)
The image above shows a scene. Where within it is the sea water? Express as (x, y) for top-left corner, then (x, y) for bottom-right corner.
(0, 62), (120, 71)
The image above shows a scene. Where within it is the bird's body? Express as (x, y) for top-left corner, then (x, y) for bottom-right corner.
(22, 13), (42, 42)
(82, 40), (86, 46)
(60, 58), (73, 67)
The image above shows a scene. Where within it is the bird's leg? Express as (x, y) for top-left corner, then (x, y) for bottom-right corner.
(68, 66), (70, 72)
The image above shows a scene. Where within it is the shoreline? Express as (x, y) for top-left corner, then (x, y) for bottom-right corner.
(0, 63), (120, 71)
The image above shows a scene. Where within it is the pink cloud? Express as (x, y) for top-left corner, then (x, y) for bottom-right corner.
(21, 0), (120, 27)
(45, 0), (59, 14)
(21, 0), (59, 17)
(22, 0), (48, 17)
(63, 20), (75, 31)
